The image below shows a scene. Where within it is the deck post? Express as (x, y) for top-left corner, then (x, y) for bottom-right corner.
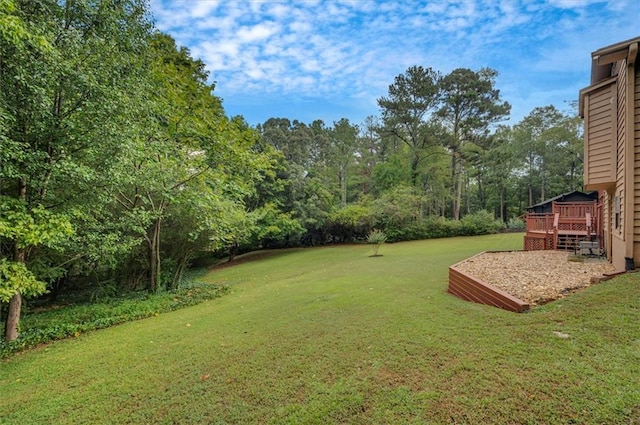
(524, 201), (603, 251)
(553, 213), (559, 250)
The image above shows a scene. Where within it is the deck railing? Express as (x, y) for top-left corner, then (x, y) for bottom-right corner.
(524, 201), (602, 251)
(525, 213), (555, 233)
(552, 201), (598, 218)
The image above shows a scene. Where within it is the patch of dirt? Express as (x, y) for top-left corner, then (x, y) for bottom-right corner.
(376, 365), (424, 391)
(454, 251), (616, 305)
(210, 249), (297, 270)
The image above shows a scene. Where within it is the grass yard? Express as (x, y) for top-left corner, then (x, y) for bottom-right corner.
(2, 233), (639, 424)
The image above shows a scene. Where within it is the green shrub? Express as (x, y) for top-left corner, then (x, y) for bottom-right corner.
(373, 211), (503, 242)
(421, 217), (463, 238)
(0, 283), (229, 358)
(326, 204), (376, 242)
(459, 210), (505, 236)
(380, 217), (462, 242)
(367, 229), (387, 256)
(507, 216), (525, 230)
(252, 204), (305, 248)
(372, 186), (422, 227)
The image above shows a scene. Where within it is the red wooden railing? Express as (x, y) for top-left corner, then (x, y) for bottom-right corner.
(525, 213), (556, 232)
(553, 201), (598, 218)
(524, 201), (601, 251)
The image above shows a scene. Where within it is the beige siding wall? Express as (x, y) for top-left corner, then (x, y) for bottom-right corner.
(612, 233), (627, 270)
(633, 65), (640, 264)
(614, 62), (627, 239)
(602, 189), (612, 261)
(582, 39), (640, 270)
(584, 82), (617, 188)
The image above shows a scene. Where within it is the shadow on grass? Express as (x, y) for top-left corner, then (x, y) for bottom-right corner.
(211, 248), (303, 270)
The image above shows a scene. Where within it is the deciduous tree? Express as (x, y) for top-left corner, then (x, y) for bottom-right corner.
(0, 0), (152, 339)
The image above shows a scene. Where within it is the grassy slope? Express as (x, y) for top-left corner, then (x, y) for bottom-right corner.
(1, 233), (639, 424)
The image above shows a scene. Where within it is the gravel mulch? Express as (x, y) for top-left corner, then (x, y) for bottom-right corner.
(454, 250), (616, 305)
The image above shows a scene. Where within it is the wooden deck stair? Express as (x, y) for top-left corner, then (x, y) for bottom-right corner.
(524, 202), (602, 252)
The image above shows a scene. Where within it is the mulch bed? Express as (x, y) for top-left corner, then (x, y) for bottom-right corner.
(454, 250), (616, 305)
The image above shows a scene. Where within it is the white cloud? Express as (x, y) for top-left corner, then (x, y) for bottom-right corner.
(422, 2), (449, 14)
(547, 0), (602, 8)
(190, 1), (220, 18)
(150, 0), (640, 125)
(265, 3), (291, 19)
(236, 22), (280, 43)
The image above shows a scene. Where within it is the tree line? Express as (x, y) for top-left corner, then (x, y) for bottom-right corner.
(0, 0), (583, 340)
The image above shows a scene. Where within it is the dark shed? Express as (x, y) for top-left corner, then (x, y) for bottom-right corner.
(526, 191), (599, 214)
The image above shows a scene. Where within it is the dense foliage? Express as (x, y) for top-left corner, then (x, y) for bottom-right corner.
(1, 0), (584, 341)
(0, 280), (228, 357)
(0, 0), (271, 340)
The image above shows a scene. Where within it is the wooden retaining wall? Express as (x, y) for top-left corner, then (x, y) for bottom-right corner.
(448, 252), (530, 313)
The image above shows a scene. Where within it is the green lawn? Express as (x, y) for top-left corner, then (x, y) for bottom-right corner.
(2, 233), (639, 424)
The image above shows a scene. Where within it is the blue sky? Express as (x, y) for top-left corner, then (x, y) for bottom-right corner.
(150, 0), (639, 127)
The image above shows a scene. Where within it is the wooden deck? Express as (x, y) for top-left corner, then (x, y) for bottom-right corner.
(448, 252), (529, 313)
(523, 201), (602, 251)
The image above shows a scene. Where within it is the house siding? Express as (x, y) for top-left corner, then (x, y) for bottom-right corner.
(582, 37), (640, 270)
(633, 65), (640, 263)
(602, 190), (611, 260)
(614, 61), (627, 240)
(584, 82), (617, 189)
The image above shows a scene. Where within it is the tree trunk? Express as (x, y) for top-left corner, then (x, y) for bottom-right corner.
(454, 160), (463, 220)
(5, 178), (28, 341)
(450, 151), (457, 219)
(171, 253), (190, 290)
(228, 241), (238, 262)
(570, 160), (575, 189)
(339, 165), (347, 206)
(477, 176), (484, 210)
(540, 166), (546, 202)
(147, 218), (161, 293)
(4, 293), (22, 341)
(499, 186), (506, 222)
(528, 160), (534, 207)
(410, 154), (419, 188)
(465, 172), (470, 215)
(155, 219), (161, 290)
(147, 240), (157, 292)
